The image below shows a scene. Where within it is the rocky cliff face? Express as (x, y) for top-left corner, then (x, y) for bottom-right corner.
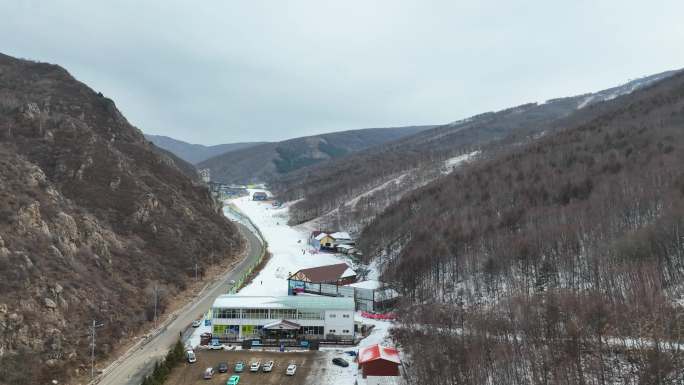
(0, 53), (243, 384)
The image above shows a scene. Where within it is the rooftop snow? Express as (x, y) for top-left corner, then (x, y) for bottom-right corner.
(289, 263), (355, 282)
(212, 295), (354, 311)
(347, 280), (383, 290)
(358, 344), (401, 364)
(330, 232), (351, 240)
(341, 267), (357, 278)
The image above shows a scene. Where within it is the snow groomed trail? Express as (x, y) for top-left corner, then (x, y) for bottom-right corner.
(229, 191), (350, 296)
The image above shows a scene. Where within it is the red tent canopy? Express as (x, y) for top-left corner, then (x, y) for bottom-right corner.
(358, 344), (401, 364)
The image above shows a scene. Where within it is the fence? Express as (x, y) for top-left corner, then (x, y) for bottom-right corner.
(288, 279), (398, 312)
(222, 203), (268, 295)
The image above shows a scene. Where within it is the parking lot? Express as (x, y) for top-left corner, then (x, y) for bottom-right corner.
(165, 349), (356, 385)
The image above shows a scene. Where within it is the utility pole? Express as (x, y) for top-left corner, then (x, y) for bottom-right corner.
(195, 262), (199, 282)
(153, 285), (158, 329)
(89, 320), (104, 379)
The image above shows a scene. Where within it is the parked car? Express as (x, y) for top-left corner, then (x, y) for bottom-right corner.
(250, 361), (261, 372)
(217, 362), (229, 373)
(203, 367), (215, 379)
(285, 364), (297, 376)
(209, 338), (223, 350)
(186, 350), (197, 363)
(226, 375), (240, 385)
(200, 332), (212, 345)
(332, 358), (349, 367)
(192, 319), (202, 328)
(262, 360), (274, 372)
(234, 361), (245, 372)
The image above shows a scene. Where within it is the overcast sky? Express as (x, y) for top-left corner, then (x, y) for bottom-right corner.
(1, 1), (683, 145)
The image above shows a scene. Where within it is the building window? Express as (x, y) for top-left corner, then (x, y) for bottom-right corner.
(214, 308), (241, 319)
(329, 329), (336, 333)
(213, 325), (240, 335)
(343, 330), (350, 333)
(329, 314), (337, 318)
(300, 326), (324, 335)
(241, 325), (258, 336)
(270, 309), (297, 319)
(298, 311), (323, 320)
(342, 314), (350, 318)
(243, 308), (268, 319)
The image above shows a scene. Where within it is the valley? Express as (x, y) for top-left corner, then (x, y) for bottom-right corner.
(2, 3), (684, 384)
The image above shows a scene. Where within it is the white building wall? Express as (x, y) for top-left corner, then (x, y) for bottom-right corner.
(323, 310), (355, 336)
(212, 311), (354, 339)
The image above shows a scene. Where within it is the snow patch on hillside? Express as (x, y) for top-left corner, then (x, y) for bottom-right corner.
(346, 174), (408, 209)
(443, 150), (480, 174)
(577, 71), (676, 110)
(577, 94), (596, 109)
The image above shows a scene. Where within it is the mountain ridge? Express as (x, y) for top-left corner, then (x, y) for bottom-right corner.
(360, 68), (684, 384)
(273, 69), (681, 226)
(144, 134), (265, 164)
(198, 125), (436, 184)
(0, 52), (243, 385)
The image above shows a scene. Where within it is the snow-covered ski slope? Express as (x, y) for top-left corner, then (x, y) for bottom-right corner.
(231, 190), (350, 296)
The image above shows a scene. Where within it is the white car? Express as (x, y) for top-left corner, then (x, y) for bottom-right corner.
(262, 360), (274, 372)
(209, 339), (223, 350)
(203, 367), (215, 379)
(250, 361), (261, 372)
(192, 319), (202, 328)
(186, 350), (197, 363)
(285, 364), (297, 376)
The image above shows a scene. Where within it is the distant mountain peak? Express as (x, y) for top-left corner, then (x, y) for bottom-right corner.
(144, 134), (265, 164)
(197, 125), (436, 184)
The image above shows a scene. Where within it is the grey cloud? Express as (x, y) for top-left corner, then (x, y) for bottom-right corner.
(1, 0), (683, 144)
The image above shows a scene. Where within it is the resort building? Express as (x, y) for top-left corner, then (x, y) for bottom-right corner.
(211, 295), (355, 340)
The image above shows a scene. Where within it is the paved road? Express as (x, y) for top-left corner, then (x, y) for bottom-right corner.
(97, 222), (264, 385)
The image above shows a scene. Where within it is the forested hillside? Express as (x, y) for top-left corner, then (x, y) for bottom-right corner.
(0, 53), (243, 385)
(197, 125), (434, 184)
(359, 71), (684, 384)
(274, 71), (677, 226)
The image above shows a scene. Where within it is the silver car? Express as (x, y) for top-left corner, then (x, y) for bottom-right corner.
(286, 364), (296, 376)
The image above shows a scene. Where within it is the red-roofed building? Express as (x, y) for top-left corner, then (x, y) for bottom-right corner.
(358, 344), (401, 378)
(288, 263), (357, 285)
